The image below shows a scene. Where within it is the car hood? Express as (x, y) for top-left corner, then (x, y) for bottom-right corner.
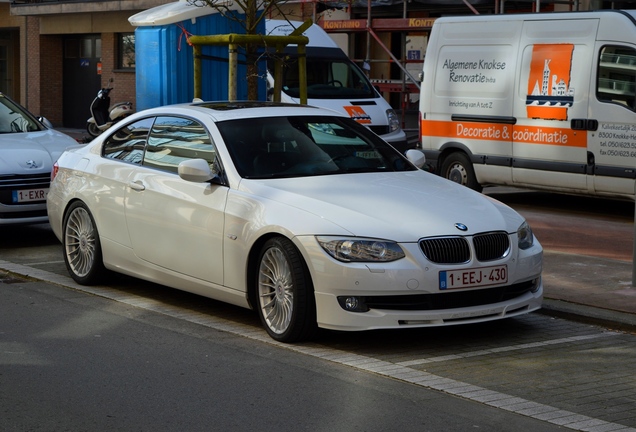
(239, 171), (525, 241)
(0, 130), (78, 174)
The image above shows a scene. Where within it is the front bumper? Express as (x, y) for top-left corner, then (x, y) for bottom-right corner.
(314, 283), (542, 331)
(294, 235), (543, 331)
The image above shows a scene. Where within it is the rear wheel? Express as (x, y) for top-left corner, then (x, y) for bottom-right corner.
(63, 202), (106, 285)
(256, 237), (317, 343)
(440, 152), (482, 192)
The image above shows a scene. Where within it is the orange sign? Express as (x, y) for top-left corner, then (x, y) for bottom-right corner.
(526, 44), (574, 121)
(422, 119), (587, 148)
(344, 106), (372, 124)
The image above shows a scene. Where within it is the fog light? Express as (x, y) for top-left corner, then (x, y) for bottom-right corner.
(346, 297), (359, 309)
(530, 277), (541, 293)
(337, 296), (369, 312)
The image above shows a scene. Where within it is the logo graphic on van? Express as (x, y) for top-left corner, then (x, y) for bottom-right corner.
(526, 44), (575, 121)
(344, 106), (372, 124)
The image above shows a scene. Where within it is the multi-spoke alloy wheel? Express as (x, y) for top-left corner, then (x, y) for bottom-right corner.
(63, 202), (105, 285)
(256, 237), (316, 343)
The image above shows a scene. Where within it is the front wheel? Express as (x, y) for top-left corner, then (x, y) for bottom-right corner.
(440, 152), (482, 192)
(86, 122), (102, 138)
(62, 202), (106, 285)
(256, 237), (317, 343)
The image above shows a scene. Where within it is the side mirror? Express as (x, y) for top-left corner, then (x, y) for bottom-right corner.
(38, 116), (54, 129)
(178, 158), (214, 183)
(406, 149), (426, 169)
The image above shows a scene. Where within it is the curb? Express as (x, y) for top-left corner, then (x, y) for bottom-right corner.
(540, 298), (636, 333)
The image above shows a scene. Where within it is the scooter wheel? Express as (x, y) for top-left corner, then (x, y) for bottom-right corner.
(86, 122), (101, 138)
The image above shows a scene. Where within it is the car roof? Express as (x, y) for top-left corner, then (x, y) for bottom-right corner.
(138, 101), (345, 122)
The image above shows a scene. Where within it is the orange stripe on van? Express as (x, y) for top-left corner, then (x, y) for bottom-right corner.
(421, 120), (587, 148)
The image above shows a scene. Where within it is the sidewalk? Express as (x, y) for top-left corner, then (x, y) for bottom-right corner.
(541, 251), (636, 331)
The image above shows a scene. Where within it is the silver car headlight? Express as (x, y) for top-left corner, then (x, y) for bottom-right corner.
(517, 221), (534, 250)
(317, 236), (405, 262)
(386, 109), (400, 132)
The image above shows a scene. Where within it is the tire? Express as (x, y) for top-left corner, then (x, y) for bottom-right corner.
(62, 202), (106, 285)
(440, 152), (482, 192)
(256, 237), (317, 343)
(86, 122), (102, 138)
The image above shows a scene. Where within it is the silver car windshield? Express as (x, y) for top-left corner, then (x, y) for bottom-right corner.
(217, 115), (415, 179)
(0, 94), (43, 134)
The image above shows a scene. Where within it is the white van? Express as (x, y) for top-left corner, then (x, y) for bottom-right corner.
(419, 10), (636, 199)
(267, 20), (408, 152)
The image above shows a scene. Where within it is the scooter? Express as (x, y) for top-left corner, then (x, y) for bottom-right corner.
(86, 78), (134, 137)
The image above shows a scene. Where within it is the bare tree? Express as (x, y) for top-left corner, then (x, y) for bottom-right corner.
(186, 0), (290, 100)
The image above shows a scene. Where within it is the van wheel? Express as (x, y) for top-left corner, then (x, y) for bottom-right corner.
(440, 152), (482, 192)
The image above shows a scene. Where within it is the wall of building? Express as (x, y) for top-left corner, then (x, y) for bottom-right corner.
(10, 0), (601, 127)
(0, 3), (24, 103)
(20, 10), (141, 126)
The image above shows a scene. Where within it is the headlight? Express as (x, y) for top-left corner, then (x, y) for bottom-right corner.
(316, 236), (405, 262)
(386, 109), (400, 132)
(517, 221), (534, 250)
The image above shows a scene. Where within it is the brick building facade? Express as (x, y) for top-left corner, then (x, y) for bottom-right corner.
(3, 0), (596, 128)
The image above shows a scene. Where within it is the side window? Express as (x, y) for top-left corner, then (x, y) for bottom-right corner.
(598, 46), (636, 110)
(143, 116), (217, 174)
(102, 117), (154, 164)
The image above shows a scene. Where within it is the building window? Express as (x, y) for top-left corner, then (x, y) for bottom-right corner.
(118, 33), (135, 69)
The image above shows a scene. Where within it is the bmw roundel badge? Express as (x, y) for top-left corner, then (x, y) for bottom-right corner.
(455, 223), (468, 231)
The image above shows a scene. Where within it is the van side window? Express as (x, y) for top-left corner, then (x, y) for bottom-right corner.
(597, 46), (636, 110)
(102, 117), (154, 164)
(143, 116), (217, 174)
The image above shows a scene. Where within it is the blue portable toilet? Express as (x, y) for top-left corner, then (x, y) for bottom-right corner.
(129, 0), (266, 111)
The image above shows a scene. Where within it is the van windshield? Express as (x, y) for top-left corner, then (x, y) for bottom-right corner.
(274, 55), (377, 100)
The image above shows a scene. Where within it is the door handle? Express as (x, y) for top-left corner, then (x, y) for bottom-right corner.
(128, 180), (145, 191)
(571, 118), (598, 131)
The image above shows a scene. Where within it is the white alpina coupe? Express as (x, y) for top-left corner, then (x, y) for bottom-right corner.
(47, 101), (543, 342)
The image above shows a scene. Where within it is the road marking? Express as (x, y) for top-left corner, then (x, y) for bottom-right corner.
(396, 333), (620, 367)
(1, 260), (635, 432)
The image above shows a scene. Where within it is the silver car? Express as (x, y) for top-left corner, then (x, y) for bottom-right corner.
(0, 93), (79, 225)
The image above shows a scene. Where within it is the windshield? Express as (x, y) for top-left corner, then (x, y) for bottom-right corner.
(273, 56), (376, 100)
(0, 94), (44, 134)
(217, 115), (415, 179)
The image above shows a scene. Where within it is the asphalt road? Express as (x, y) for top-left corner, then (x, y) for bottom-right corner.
(2, 189), (636, 431)
(1, 276), (565, 432)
